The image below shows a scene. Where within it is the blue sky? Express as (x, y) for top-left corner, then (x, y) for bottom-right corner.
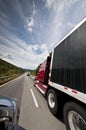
(0, 0), (86, 69)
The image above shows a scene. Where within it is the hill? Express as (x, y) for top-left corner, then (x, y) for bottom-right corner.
(0, 59), (24, 77)
(29, 64), (41, 76)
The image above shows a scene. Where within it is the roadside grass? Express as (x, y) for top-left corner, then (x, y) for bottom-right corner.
(0, 74), (21, 85)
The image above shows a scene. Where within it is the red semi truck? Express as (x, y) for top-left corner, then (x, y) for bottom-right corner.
(34, 17), (86, 130)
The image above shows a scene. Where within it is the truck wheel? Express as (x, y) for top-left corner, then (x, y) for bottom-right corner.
(47, 89), (59, 115)
(63, 102), (86, 130)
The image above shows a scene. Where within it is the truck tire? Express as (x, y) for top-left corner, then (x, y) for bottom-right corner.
(47, 89), (59, 115)
(63, 102), (86, 130)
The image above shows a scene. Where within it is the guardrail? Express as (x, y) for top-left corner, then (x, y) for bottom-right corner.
(0, 74), (22, 85)
(0, 75), (19, 80)
(0, 74), (20, 80)
(0, 76), (11, 80)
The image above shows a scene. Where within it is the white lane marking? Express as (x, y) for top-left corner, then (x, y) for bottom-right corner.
(30, 89), (39, 108)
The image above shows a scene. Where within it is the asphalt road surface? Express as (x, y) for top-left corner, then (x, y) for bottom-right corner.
(0, 74), (66, 130)
(0, 74), (24, 107)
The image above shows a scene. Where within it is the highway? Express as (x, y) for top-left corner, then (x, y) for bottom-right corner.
(0, 74), (66, 130)
(0, 75), (24, 107)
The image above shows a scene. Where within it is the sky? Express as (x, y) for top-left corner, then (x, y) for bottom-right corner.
(0, 0), (86, 69)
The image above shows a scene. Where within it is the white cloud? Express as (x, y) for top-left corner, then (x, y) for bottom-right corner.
(44, 0), (67, 11)
(32, 45), (39, 51)
(45, 0), (54, 9)
(0, 0), (49, 69)
(0, 28), (49, 69)
(28, 27), (33, 32)
(57, 1), (66, 12)
(0, 0), (86, 70)
(27, 17), (34, 32)
(27, 17), (34, 27)
(19, 43), (49, 69)
(26, 0), (36, 32)
(43, 0), (86, 50)
(32, 0), (36, 16)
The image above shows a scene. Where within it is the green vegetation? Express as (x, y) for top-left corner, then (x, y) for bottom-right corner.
(0, 74), (21, 85)
(0, 59), (24, 85)
(29, 64), (41, 76)
(0, 59), (24, 77)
